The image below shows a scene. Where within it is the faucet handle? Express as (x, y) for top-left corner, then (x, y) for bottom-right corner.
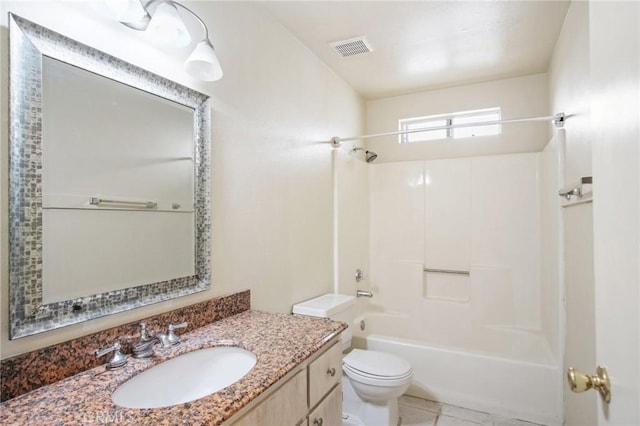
(166, 322), (188, 346)
(138, 322), (151, 341)
(95, 341), (128, 370)
(168, 322), (187, 331)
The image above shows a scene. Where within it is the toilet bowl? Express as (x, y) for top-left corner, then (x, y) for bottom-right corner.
(344, 349), (413, 402)
(342, 348), (413, 425)
(292, 294), (413, 426)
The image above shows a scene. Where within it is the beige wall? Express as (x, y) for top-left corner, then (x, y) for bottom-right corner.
(0, 2), (363, 358)
(365, 73), (549, 162)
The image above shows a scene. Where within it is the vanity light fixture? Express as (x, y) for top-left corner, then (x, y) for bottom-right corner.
(145, 1), (191, 48)
(93, 0), (223, 81)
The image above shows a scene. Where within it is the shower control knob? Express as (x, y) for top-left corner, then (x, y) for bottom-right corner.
(326, 367), (336, 377)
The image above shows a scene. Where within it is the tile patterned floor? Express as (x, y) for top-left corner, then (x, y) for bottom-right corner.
(398, 395), (545, 426)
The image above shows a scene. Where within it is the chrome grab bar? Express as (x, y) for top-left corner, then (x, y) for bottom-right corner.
(424, 268), (470, 276)
(89, 197), (157, 209)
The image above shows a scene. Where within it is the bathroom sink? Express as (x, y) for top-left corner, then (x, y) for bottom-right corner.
(112, 346), (257, 409)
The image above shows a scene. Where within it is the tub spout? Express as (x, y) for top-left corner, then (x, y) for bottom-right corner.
(356, 290), (373, 298)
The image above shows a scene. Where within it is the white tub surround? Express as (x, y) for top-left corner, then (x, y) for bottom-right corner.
(364, 153), (562, 425)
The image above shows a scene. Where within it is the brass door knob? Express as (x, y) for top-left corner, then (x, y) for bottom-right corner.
(567, 365), (611, 403)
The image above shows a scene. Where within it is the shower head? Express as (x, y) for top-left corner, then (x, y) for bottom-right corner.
(352, 146), (378, 163)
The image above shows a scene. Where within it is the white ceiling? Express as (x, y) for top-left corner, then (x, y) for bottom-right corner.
(255, 1), (571, 100)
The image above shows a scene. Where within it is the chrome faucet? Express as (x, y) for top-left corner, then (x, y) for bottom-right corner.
(132, 322), (161, 358)
(95, 341), (128, 369)
(132, 321), (188, 357)
(356, 289), (373, 298)
(132, 337), (161, 358)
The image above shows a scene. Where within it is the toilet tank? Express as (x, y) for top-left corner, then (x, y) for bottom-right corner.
(292, 293), (356, 351)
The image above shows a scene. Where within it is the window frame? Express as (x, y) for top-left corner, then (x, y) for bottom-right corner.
(399, 107), (502, 144)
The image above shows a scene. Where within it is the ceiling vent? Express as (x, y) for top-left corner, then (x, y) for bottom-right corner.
(330, 36), (374, 58)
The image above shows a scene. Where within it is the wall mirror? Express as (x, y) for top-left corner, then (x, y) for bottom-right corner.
(8, 14), (211, 339)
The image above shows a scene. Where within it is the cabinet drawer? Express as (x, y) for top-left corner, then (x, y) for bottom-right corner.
(308, 383), (342, 426)
(232, 370), (307, 426)
(308, 342), (342, 408)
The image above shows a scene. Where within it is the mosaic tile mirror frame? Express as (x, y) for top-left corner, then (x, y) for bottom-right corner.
(8, 14), (212, 338)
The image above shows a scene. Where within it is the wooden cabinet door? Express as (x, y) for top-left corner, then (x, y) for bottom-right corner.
(308, 384), (342, 426)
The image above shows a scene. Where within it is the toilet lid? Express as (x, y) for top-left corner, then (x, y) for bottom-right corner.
(343, 349), (411, 378)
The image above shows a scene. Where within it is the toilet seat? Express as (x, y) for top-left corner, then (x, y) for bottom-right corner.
(344, 349), (412, 377)
(343, 349), (413, 387)
(344, 364), (413, 387)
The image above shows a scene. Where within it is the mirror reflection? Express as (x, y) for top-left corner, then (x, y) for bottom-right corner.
(41, 57), (196, 304)
(8, 14), (211, 339)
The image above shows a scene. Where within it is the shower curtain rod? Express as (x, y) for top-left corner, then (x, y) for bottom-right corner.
(330, 112), (566, 147)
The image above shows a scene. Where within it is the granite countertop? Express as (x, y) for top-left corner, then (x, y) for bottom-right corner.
(1, 310), (346, 425)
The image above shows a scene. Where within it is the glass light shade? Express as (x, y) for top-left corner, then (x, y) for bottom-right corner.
(146, 2), (191, 48)
(90, 0), (149, 23)
(185, 40), (223, 81)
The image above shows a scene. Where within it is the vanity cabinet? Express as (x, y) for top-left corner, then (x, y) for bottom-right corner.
(231, 370), (307, 425)
(230, 340), (343, 426)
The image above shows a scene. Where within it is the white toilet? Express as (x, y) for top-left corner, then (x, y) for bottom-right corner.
(293, 293), (413, 426)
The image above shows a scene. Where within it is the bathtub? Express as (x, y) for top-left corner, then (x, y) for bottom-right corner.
(352, 312), (562, 426)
